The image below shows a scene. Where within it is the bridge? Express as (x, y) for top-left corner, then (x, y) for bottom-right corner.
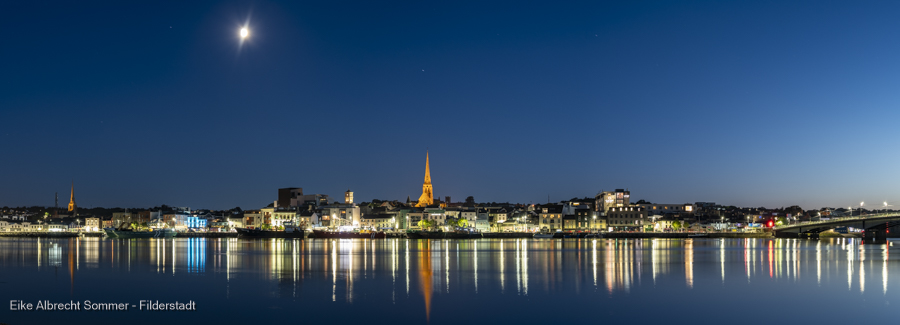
(774, 212), (900, 240)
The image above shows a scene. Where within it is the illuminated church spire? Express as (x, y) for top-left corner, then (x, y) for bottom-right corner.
(67, 181), (77, 212)
(423, 152), (431, 184)
(416, 152), (433, 207)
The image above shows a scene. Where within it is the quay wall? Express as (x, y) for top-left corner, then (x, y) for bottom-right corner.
(176, 232), (239, 238)
(482, 232), (533, 239)
(0, 232), (79, 238)
(605, 232), (773, 239)
(0, 232), (240, 238)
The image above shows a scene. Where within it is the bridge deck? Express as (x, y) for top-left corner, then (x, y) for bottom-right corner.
(775, 213), (900, 232)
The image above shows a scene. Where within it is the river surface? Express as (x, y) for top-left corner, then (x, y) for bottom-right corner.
(0, 237), (896, 324)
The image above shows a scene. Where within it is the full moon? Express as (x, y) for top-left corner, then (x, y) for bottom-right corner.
(240, 27), (249, 39)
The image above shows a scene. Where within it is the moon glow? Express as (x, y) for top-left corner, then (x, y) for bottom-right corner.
(240, 27), (249, 39)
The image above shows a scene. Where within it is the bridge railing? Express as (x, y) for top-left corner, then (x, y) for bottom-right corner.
(773, 213), (900, 230)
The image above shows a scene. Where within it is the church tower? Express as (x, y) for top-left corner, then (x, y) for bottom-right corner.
(416, 152), (434, 207)
(67, 181), (77, 214)
(345, 189), (354, 204)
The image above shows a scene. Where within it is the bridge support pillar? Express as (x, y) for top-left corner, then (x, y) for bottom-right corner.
(774, 231), (798, 238)
(864, 227), (887, 243)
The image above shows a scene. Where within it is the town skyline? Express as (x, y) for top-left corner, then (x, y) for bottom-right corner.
(3, 161), (889, 212)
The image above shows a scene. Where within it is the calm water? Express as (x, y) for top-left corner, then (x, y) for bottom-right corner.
(0, 237), (896, 324)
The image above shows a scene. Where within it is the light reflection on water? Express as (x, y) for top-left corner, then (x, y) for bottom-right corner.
(0, 237), (897, 324)
(1, 238), (895, 293)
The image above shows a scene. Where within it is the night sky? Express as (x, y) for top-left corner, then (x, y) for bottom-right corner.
(3, 1), (899, 210)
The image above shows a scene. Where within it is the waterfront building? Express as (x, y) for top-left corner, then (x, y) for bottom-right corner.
(427, 208), (446, 224)
(259, 208), (276, 228)
(184, 215), (207, 229)
(85, 217), (100, 232)
(653, 216), (677, 231)
(562, 214), (577, 230)
(415, 152), (434, 207)
(404, 208), (440, 229)
(592, 212), (606, 230)
(243, 210), (263, 229)
(227, 215), (245, 229)
(442, 208), (460, 220)
(488, 208), (508, 224)
(572, 205), (593, 230)
(111, 212), (133, 228)
(497, 219), (527, 232)
(385, 208), (411, 230)
(47, 223), (67, 232)
(407, 211), (426, 229)
(319, 203), (360, 227)
(607, 206), (647, 231)
(298, 209), (317, 228)
(474, 215), (490, 232)
(568, 205), (603, 231)
(458, 210), (477, 225)
(595, 189), (630, 213)
(539, 205), (563, 232)
(635, 203), (695, 219)
(164, 209), (192, 230)
(360, 214), (394, 230)
(135, 211), (156, 225)
(9, 222), (23, 232)
(270, 208), (297, 229)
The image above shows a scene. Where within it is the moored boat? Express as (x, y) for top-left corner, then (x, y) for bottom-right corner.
(533, 233), (554, 239)
(105, 228), (176, 238)
(312, 230), (386, 239)
(236, 223), (305, 238)
(407, 230), (482, 239)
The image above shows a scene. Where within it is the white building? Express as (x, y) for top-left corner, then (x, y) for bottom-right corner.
(319, 204), (360, 227)
(85, 217), (100, 232)
(227, 215), (245, 229)
(271, 209), (298, 228)
(458, 211), (477, 225)
(360, 214), (394, 230)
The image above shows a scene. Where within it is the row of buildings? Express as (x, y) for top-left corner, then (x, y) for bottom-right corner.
(1, 153), (874, 233)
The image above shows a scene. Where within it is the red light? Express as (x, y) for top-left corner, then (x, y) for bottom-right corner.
(767, 220), (774, 227)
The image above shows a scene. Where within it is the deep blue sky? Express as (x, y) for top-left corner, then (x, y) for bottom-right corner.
(2, 1), (899, 210)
